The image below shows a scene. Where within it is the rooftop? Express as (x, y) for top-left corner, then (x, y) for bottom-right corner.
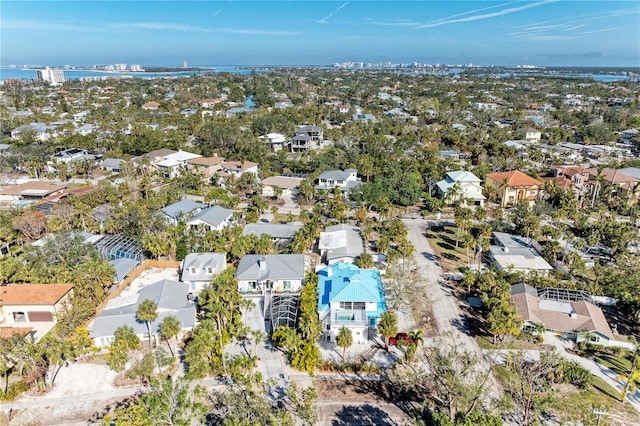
(0, 284), (74, 305)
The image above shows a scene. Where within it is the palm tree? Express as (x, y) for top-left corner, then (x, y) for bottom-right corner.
(336, 327), (353, 362)
(136, 299), (158, 350)
(159, 315), (181, 358)
(617, 367), (640, 402)
(377, 312), (398, 352)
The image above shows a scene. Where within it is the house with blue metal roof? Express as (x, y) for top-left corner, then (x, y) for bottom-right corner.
(317, 262), (386, 343)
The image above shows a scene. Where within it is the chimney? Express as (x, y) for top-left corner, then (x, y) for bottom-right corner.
(569, 310), (577, 319)
(503, 246), (509, 253)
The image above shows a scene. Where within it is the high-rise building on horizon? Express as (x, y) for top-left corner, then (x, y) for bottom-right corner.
(37, 67), (65, 85)
(183, 60), (188, 69)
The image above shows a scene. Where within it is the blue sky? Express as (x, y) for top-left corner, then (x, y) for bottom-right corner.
(1, 1), (639, 67)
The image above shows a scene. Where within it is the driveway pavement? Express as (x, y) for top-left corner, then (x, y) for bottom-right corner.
(402, 217), (502, 402)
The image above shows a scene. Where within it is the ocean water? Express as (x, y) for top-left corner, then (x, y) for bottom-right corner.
(0, 66), (261, 82)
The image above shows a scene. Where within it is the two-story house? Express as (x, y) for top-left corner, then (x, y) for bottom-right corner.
(160, 199), (208, 225)
(485, 170), (544, 207)
(235, 254), (306, 294)
(220, 161), (259, 178)
(519, 127), (542, 143)
(180, 252), (227, 294)
(290, 125), (324, 153)
(0, 284), (74, 341)
(436, 170), (485, 206)
(186, 206), (234, 232)
(315, 169), (361, 193)
(317, 262), (387, 343)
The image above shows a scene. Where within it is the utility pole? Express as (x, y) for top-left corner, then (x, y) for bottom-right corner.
(593, 408), (608, 426)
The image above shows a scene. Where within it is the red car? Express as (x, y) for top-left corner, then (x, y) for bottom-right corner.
(388, 332), (417, 346)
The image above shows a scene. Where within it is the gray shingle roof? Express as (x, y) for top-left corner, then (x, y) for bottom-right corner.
(235, 254), (305, 282)
(187, 206), (234, 227)
(242, 222), (303, 240)
(181, 252), (227, 282)
(161, 199), (207, 220)
(90, 279), (196, 339)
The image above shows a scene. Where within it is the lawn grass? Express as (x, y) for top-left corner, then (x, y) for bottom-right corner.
(426, 226), (471, 272)
(495, 365), (638, 425)
(592, 353), (633, 375)
(476, 334), (541, 350)
(550, 377), (638, 425)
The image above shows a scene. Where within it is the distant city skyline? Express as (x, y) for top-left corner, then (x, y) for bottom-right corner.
(2, 1), (639, 67)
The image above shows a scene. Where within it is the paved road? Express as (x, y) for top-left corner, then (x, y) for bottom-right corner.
(402, 217), (502, 402)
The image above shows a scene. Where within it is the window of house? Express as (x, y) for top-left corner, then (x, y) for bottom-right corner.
(249, 281), (257, 289)
(190, 267), (196, 274)
(283, 280), (291, 290)
(339, 302), (352, 310)
(353, 302), (366, 310)
(13, 312), (26, 322)
(207, 267), (213, 274)
(337, 180), (344, 185)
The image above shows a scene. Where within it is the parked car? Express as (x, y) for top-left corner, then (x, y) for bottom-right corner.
(388, 332), (417, 346)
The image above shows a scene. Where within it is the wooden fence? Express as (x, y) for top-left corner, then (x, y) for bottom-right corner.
(87, 259), (182, 326)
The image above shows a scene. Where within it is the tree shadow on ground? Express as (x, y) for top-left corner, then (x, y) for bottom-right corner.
(441, 252), (460, 262)
(332, 403), (399, 426)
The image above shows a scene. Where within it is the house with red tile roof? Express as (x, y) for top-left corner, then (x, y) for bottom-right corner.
(142, 101), (160, 110)
(485, 170), (544, 207)
(0, 284), (74, 341)
(599, 168), (640, 206)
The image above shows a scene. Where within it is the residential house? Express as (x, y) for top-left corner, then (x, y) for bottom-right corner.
(0, 284), (74, 341)
(11, 123), (54, 141)
(220, 161), (259, 178)
(101, 158), (125, 173)
(600, 168), (640, 206)
(315, 169), (361, 193)
(549, 165), (597, 204)
(352, 113), (376, 123)
(620, 128), (639, 143)
(154, 150), (202, 178)
(180, 252), (227, 294)
(90, 279), (196, 347)
(487, 232), (554, 276)
(0, 181), (67, 206)
(485, 170), (544, 207)
(510, 284), (628, 348)
(235, 254), (306, 294)
(199, 98), (224, 108)
(290, 125), (324, 152)
(241, 222), (304, 248)
(317, 262), (387, 343)
(186, 206), (234, 232)
(436, 170), (485, 206)
(74, 124), (98, 136)
(261, 175), (305, 197)
(259, 133), (288, 152)
(519, 127), (542, 143)
(318, 224), (364, 265)
(160, 199), (208, 225)
(142, 101), (160, 110)
(185, 156), (225, 178)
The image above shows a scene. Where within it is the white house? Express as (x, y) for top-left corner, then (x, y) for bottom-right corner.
(436, 170), (485, 206)
(180, 252), (227, 294)
(235, 254), (306, 294)
(488, 232), (554, 276)
(317, 262), (387, 343)
(318, 224), (364, 265)
(154, 150), (202, 178)
(186, 206), (234, 232)
(220, 161), (259, 177)
(259, 133), (288, 152)
(519, 127), (542, 143)
(315, 169), (361, 192)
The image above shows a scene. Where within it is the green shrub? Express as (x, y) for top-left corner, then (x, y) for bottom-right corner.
(0, 380), (30, 401)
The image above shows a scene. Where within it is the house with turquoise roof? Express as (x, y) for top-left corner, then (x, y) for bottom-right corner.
(317, 262), (386, 343)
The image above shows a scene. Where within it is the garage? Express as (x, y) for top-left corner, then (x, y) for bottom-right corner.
(27, 311), (54, 322)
